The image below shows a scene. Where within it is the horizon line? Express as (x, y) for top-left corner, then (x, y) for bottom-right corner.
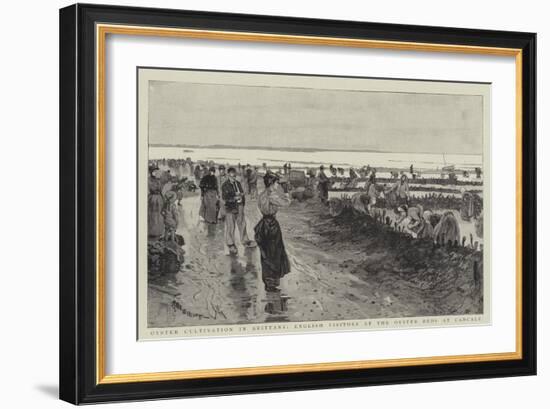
(148, 143), (481, 156)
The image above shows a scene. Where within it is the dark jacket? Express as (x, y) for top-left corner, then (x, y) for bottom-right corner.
(222, 179), (246, 212)
(199, 174), (218, 194)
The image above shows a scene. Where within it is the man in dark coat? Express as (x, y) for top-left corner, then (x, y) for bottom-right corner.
(222, 167), (255, 254)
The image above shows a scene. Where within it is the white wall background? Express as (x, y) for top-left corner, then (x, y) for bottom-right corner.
(0, 0), (546, 407)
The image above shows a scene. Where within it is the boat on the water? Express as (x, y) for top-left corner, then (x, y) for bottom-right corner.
(441, 153), (455, 173)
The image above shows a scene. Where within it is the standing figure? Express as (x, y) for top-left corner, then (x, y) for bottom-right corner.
(459, 188), (482, 222)
(254, 172), (291, 292)
(199, 167), (219, 224)
(217, 165), (228, 221)
(222, 167), (255, 255)
(317, 165), (330, 204)
(366, 173), (378, 214)
(162, 191), (179, 242)
(173, 177), (187, 206)
(193, 165), (202, 184)
(238, 165), (249, 195)
(177, 161), (185, 180)
(148, 166), (165, 238)
(184, 158), (192, 177)
(248, 166), (258, 198)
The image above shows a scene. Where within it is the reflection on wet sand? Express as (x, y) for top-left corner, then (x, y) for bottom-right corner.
(148, 193), (294, 327)
(228, 251), (257, 322)
(227, 250), (290, 323)
(263, 291), (289, 322)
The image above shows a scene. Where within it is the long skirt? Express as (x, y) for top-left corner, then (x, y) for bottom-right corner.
(254, 215), (290, 289)
(148, 193), (165, 238)
(199, 190), (218, 224)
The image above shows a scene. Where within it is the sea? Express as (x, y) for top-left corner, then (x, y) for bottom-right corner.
(149, 146), (482, 173)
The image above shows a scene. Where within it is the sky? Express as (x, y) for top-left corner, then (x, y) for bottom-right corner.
(147, 80), (484, 155)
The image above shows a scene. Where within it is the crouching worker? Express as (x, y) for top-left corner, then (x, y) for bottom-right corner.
(254, 171), (291, 292)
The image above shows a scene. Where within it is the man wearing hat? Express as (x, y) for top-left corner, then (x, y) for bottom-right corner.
(221, 167), (255, 254)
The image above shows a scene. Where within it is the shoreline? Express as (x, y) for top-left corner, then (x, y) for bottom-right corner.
(149, 148), (483, 175)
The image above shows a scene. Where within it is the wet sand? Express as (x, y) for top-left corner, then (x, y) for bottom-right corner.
(148, 190), (482, 328)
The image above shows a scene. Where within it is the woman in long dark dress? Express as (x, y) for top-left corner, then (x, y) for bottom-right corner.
(254, 172), (291, 292)
(148, 166), (165, 238)
(199, 167), (219, 224)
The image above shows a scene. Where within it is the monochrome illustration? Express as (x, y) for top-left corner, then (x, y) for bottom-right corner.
(137, 68), (490, 340)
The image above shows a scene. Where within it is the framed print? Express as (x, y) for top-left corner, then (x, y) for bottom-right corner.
(136, 69), (492, 340)
(59, 3), (537, 404)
